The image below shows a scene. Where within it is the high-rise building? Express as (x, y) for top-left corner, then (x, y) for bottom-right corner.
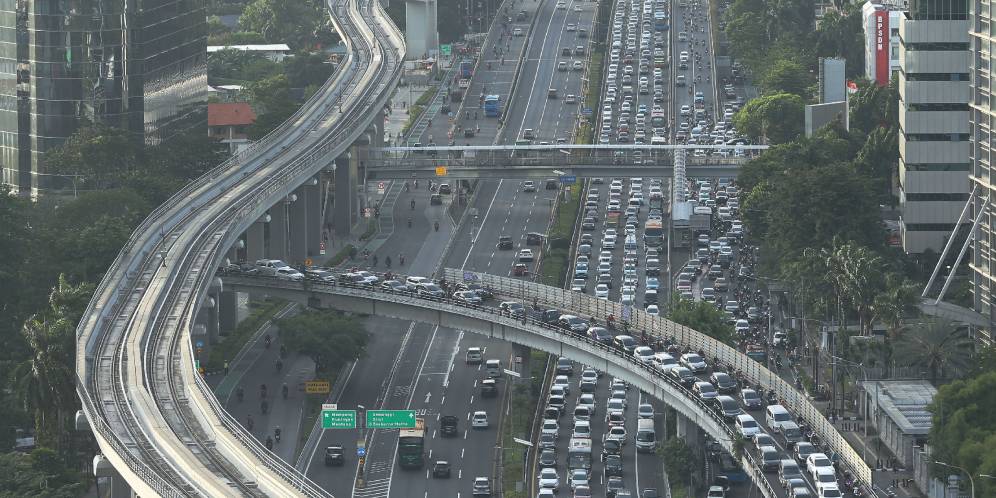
(898, 0), (970, 254)
(0, 0), (208, 197)
(971, 0), (996, 339)
(863, 1), (905, 86)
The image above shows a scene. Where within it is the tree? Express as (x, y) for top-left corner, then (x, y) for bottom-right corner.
(760, 59), (812, 98)
(43, 124), (141, 189)
(0, 450), (86, 497)
(668, 297), (735, 345)
(871, 273), (919, 339)
(928, 370), (996, 498)
(245, 74), (298, 139)
(14, 275), (94, 452)
(283, 52), (334, 88)
(277, 310), (370, 374)
(849, 79), (899, 135)
(853, 126), (898, 203)
(659, 437), (693, 486)
(732, 93), (805, 144)
(814, 7), (864, 76)
(893, 318), (974, 383)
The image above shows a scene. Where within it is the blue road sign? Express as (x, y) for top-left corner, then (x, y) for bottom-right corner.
(559, 175), (577, 185)
(357, 447), (366, 457)
(582, 107), (593, 116)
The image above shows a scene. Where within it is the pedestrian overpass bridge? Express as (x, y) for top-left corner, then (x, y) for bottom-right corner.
(221, 268), (873, 498)
(364, 144), (767, 179)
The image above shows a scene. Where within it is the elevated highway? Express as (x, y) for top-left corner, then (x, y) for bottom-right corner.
(73, 0), (404, 494)
(221, 269), (874, 496)
(365, 144), (766, 179)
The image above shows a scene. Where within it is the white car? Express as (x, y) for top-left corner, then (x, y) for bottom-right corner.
(595, 283), (609, 298)
(572, 420), (592, 439)
(680, 353), (708, 373)
(646, 304), (660, 316)
(553, 375), (571, 395)
(638, 403), (654, 419)
(814, 467), (839, 494)
(606, 398), (625, 414)
(518, 249), (534, 262)
(603, 425), (627, 445)
(569, 468), (589, 489)
(735, 414), (761, 438)
(556, 0), (567, 8)
(472, 411), (489, 428)
(609, 389), (628, 408)
(541, 419), (559, 437)
(807, 453), (834, 479)
(633, 346), (655, 364)
(578, 393), (596, 414)
(539, 468), (561, 491)
(653, 353), (677, 371)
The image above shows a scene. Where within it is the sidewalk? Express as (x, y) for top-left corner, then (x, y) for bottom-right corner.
(770, 308), (921, 498)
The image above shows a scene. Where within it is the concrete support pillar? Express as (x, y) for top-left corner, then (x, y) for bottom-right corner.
(333, 154), (354, 238)
(246, 218), (267, 263)
(675, 412), (690, 439)
(93, 455), (132, 498)
(268, 200), (290, 261)
(227, 239), (242, 265)
(219, 290), (239, 335)
(290, 179), (321, 264)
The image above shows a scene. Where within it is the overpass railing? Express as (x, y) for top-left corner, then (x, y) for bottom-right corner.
(443, 268), (873, 487)
(221, 274), (779, 498)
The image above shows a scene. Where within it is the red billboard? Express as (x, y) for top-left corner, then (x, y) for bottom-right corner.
(875, 10), (890, 86)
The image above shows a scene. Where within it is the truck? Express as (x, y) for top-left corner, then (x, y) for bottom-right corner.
(672, 201), (692, 248)
(484, 94), (501, 117)
(568, 438), (592, 470)
(397, 418), (426, 469)
(450, 87), (464, 103)
(644, 219), (664, 247)
(460, 60), (473, 78)
(605, 212), (620, 229)
(691, 205), (712, 234)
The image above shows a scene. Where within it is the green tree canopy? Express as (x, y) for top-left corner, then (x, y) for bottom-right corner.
(928, 370), (996, 498)
(893, 318), (974, 383)
(760, 59), (812, 98)
(732, 93), (805, 144)
(43, 124), (141, 189)
(277, 310), (370, 374)
(240, 0), (337, 48)
(667, 297), (734, 345)
(0, 449), (86, 497)
(659, 437), (693, 486)
(814, 7), (864, 76)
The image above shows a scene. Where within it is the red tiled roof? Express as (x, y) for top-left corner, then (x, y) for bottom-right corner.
(208, 102), (256, 127)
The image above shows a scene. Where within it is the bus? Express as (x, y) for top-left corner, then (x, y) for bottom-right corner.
(651, 110), (666, 128)
(644, 219), (665, 246)
(397, 418), (426, 469)
(568, 438), (592, 470)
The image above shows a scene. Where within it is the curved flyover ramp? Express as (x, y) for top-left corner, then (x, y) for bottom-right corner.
(73, 0), (404, 494)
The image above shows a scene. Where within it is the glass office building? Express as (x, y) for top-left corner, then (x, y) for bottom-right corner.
(971, 0), (996, 341)
(0, 0), (207, 196)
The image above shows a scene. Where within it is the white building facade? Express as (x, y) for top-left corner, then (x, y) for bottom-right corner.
(863, 2), (904, 85)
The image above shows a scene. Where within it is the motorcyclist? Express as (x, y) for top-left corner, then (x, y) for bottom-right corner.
(261, 400), (269, 414)
(434, 220), (440, 231)
(264, 334), (272, 348)
(282, 383), (289, 399)
(407, 217), (413, 228)
(265, 436), (274, 450)
(386, 256), (392, 268)
(247, 414), (254, 431)
(274, 426), (282, 443)
(236, 386), (244, 402)
(260, 383), (267, 398)
(275, 358), (283, 372)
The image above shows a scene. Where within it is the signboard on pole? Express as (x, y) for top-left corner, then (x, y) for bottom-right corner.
(441, 44), (452, 57)
(366, 410), (417, 429)
(321, 410), (357, 429)
(306, 380), (331, 394)
(558, 175), (577, 185)
(320, 241), (326, 255)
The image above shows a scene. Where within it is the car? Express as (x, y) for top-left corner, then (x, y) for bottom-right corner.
(554, 375), (572, 394)
(513, 27), (523, 36)
(453, 290), (482, 304)
(499, 301), (525, 317)
(604, 425), (627, 445)
(572, 420), (592, 439)
(633, 346), (655, 364)
(708, 486), (726, 498)
(588, 327), (613, 345)
(759, 446), (781, 472)
(540, 432), (556, 449)
(680, 353), (707, 373)
(472, 411), (489, 428)
(604, 453), (624, 476)
(638, 403), (654, 419)
(440, 415), (459, 436)
(324, 445), (345, 466)
(539, 467), (561, 491)
(713, 395), (743, 420)
(755, 433), (776, 449)
(779, 460), (805, 489)
(579, 369), (598, 388)
(541, 419), (559, 437)
(473, 476), (492, 496)
(379, 279), (407, 292)
(813, 467), (839, 493)
(795, 442), (818, 463)
(518, 249), (534, 262)
(578, 393), (596, 414)
(606, 476), (625, 498)
(669, 366), (696, 387)
(646, 305), (660, 316)
(539, 448), (558, 468)
(740, 388), (763, 410)
(432, 460), (451, 477)
(559, 315), (589, 333)
(642, 489), (660, 498)
(735, 414), (762, 438)
(693, 381), (719, 400)
(806, 453), (834, 479)
(523, 180), (537, 192)
(466, 347), (484, 364)
(570, 468), (590, 489)
(574, 485), (593, 497)
(710, 372), (738, 393)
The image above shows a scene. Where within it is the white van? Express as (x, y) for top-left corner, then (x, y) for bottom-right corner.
(624, 234), (638, 251)
(766, 404), (792, 433)
(486, 359), (502, 378)
(635, 418), (656, 452)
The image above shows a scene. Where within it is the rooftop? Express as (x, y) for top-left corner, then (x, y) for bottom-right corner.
(861, 379), (937, 435)
(208, 102), (256, 127)
(207, 44), (292, 53)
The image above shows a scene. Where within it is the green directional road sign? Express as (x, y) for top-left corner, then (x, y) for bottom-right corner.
(366, 409), (417, 429)
(440, 44), (451, 57)
(322, 410), (357, 429)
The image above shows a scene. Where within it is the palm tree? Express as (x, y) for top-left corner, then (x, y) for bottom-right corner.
(893, 318), (974, 384)
(872, 274), (919, 337)
(15, 275), (94, 451)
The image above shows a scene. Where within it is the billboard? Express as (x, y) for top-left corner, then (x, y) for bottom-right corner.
(874, 10), (890, 86)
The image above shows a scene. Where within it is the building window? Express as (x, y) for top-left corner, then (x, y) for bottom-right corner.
(904, 42), (971, 51)
(904, 133), (971, 141)
(904, 72), (969, 81)
(904, 223), (961, 231)
(905, 193), (971, 201)
(907, 103), (970, 111)
(907, 0), (969, 20)
(905, 163), (972, 171)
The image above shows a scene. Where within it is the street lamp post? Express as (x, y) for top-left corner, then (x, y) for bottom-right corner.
(831, 355), (877, 467)
(935, 461), (975, 498)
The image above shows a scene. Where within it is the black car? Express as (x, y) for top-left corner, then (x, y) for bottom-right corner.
(710, 372), (738, 393)
(539, 449), (557, 468)
(433, 460), (451, 478)
(324, 446), (345, 466)
(439, 183), (452, 194)
(440, 415), (459, 436)
(741, 388), (764, 410)
(601, 439), (622, 461)
(430, 194), (443, 205)
(712, 395), (743, 421)
(458, 282), (493, 299)
(527, 232), (545, 245)
(669, 367), (697, 387)
(604, 454), (624, 476)
(588, 327), (614, 345)
(642, 489), (660, 498)
(606, 476), (625, 498)
(545, 179), (559, 190)
(480, 379), (498, 397)
(497, 235), (513, 250)
(539, 309), (560, 324)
